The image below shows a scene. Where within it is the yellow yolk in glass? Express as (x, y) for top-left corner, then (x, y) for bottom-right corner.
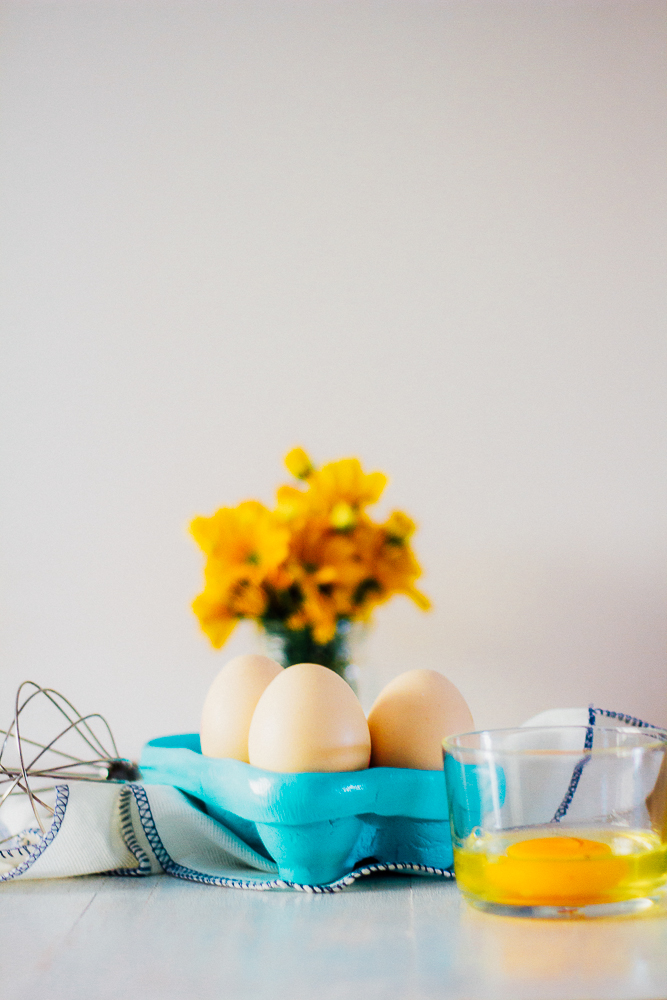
(452, 829), (667, 907)
(507, 836), (610, 859)
(485, 836), (628, 903)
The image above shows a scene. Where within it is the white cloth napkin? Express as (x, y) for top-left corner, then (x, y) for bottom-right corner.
(0, 782), (296, 887)
(0, 780), (452, 892)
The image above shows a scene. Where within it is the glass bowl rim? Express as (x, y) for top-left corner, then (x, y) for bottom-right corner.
(442, 724), (667, 756)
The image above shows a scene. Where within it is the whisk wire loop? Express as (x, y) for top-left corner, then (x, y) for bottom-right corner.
(0, 681), (132, 839)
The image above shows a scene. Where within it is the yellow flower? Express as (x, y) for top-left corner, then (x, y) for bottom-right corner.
(190, 501), (289, 586)
(308, 457), (387, 513)
(191, 591), (237, 649)
(284, 447), (314, 480)
(287, 518), (366, 589)
(384, 510), (416, 543)
(270, 517), (367, 643)
(190, 501), (290, 646)
(193, 576), (269, 647)
(276, 456), (387, 528)
(287, 589), (338, 644)
(274, 484), (308, 525)
(349, 518), (431, 616)
(189, 450), (430, 652)
(330, 501), (356, 531)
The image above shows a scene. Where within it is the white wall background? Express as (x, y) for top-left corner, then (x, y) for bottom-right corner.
(1, 1), (665, 759)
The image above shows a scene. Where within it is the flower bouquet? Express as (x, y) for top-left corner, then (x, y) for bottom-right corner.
(190, 449), (430, 681)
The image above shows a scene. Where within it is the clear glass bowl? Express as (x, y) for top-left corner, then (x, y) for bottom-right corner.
(443, 725), (667, 918)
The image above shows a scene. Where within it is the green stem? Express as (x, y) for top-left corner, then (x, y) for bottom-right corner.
(261, 619), (352, 680)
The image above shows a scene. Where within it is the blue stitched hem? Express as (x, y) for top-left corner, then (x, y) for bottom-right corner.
(0, 785), (69, 882)
(129, 784), (454, 893)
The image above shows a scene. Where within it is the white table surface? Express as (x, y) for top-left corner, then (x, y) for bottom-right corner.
(2, 873), (667, 1000)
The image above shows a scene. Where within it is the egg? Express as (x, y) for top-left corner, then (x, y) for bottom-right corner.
(200, 654), (283, 761)
(248, 662), (371, 773)
(367, 669), (474, 769)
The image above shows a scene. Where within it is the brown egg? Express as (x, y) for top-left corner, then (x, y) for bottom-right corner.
(248, 662), (371, 773)
(368, 669), (474, 769)
(200, 654), (283, 761)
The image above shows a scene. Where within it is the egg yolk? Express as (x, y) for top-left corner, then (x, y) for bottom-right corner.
(507, 836), (611, 860)
(485, 836), (630, 905)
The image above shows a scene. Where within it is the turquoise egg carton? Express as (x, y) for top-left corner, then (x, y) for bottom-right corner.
(140, 734), (453, 885)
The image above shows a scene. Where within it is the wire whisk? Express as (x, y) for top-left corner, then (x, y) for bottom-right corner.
(0, 681), (139, 841)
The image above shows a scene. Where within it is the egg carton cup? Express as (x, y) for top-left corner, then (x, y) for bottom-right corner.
(140, 734), (463, 885)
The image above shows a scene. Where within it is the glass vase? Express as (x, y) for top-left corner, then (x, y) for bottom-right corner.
(260, 619), (360, 691)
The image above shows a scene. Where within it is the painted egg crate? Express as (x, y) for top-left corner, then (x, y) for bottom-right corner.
(140, 733), (453, 884)
(140, 655), (476, 885)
